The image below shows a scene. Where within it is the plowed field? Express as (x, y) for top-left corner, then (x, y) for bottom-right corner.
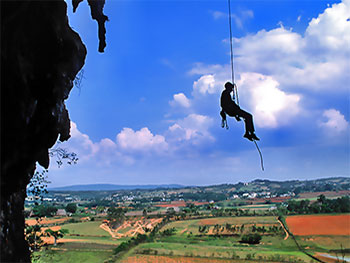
(26, 217), (70, 226)
(286, 214), (350, 236)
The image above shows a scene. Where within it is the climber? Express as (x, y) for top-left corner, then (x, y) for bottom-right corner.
(220, 82), (259, 141)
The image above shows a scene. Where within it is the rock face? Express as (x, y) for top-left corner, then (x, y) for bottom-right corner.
(1, 1), (107, 261)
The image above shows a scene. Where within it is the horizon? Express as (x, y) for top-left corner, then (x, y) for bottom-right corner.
(45, 0), (349, 187)
(47, 176), (348, 189)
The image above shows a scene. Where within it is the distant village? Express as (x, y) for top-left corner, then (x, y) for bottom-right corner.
(25, 177), (349, 217)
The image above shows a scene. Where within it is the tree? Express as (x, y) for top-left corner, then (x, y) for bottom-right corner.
(25, 224), (44, 252)
(166, 207), (176, 217)
(45, 229), (69, 246)
(107, 207), (125, 229)
(66, 203), (77, 214)
(143, 209), (148, 217)
(240, 233), (262, 244)
(33, 205), (58, 217)
(317, 194), (326, 204)
(27, 169), (50, 205)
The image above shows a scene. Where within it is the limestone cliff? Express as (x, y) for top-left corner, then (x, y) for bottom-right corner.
(1, 1), (107, 261)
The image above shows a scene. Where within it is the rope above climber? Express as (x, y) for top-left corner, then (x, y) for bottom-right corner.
(220, 82), (259, 142)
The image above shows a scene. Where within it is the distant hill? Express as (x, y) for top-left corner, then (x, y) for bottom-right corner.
(48, 184), (184, 192)
(47, 177), (350, 193)
(196, 177), (350, 194)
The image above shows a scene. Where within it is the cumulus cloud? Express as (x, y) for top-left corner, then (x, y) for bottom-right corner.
(170, 93), (191, 108)
(167, 114), (215, 145)
(232, 0), (350, 92)
(66, 122), (99, 160)
(238, 73), (301, 128)
(193, 75), (216, 95)
(192, 74), (226, 96)
(175, 0), (349, 131)
(319, 109), (349, 133)
(56, 122), (172, 167)
(306, 0), (350, 52)
(186, 64), (302, 129)
(56, 117), (220, 168)
(117, 127), (168, 153)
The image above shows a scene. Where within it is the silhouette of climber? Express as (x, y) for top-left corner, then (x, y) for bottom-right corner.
(220, 82), (259, 141)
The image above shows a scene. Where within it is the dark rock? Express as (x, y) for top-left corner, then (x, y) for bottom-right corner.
(0, 0), (109, 261)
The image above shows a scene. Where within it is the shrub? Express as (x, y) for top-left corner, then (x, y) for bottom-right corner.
(240, 233), (262, 244)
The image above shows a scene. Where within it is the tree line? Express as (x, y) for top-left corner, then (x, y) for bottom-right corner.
(285, 195), (350, 214)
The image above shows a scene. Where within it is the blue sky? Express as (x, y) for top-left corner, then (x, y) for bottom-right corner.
(47, 0), (349, 187)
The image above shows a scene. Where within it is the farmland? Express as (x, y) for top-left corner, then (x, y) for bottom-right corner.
(286, 214), (350, 236)
(27, 177), (349, 262)
(119, 216), (309, 263)
(117, 214), (350, 263)
(30, 212), (350, 263)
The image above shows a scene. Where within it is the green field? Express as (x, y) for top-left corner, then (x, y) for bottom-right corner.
(33, 220), (121, 262)
(121, 215), (350, 263)
(34, 247), (113, 263)
(32, 215), (349, 263)
(120, 216), (318, 263)
(63, 220), (110, 236)
(161, 216), (280, 236)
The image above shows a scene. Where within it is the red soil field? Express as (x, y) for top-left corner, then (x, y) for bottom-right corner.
(286, 214), (350, 236)
(26, 217), (70, 226)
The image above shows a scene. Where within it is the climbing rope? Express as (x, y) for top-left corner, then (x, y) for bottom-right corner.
(227, 0), (239, 106)
(227, 0), (264, 171)
(253, 140), (264, 171)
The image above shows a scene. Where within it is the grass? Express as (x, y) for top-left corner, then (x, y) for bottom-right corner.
(33, 249), (113, 263)
(35, 214), (350, 263)
(63, 235), (125, 245)
(121, 215), (348, 263)
(296, 235), (350, 251)
(123, 239), (312, 262)
(63, 220), (110, 236)
(161, 216), (279, 236)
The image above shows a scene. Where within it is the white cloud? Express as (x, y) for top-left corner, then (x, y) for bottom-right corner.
(306, 0), (350, 52)
(186, 63), (302, 129)
(231, 0), (350, 93)
(170, 93), (191, 108)
(192, 74), (224, 96)
(176, 0), (349, 131)
(56, 122), (172, 167)
(117, 127), (168, 153)
(53, 122), (119, 166)
(55, 117), (219, 169)
(66, 122), (99, 160)
(167, 114), (214, 145)
(238, 73), (301, 128)
(319, 109), (349, 132)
